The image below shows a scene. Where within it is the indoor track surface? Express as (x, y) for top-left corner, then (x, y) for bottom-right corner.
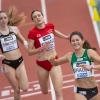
(0, 0), (100, 100)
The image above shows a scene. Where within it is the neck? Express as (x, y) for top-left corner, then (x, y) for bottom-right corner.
(0, 25), (8, 31)
(75, 48), (85, 57)
(36, 22), (45, 29)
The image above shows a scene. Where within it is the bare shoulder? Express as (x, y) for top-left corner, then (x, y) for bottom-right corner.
(87, 49), (96, 54)
(9, 26), (18, 30)
(87, 49), (98, 58)
(9, 26), (20, 34)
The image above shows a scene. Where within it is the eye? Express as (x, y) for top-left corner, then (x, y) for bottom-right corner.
(71, 40), (75, 42)
(37, 14), (41, 17)
(76, 39), (79, 41)
(4, 16), (7, 19)
(33, 14), (42, 19)
(71, 39), (80, 43)
(0, 17), (3, 20)
(0, 16), (7, 20)
(33, 15), (37, 19)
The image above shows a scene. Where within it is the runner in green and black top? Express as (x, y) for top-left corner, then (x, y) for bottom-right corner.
(50, 31), (100, 100)
(71, 49), (94, 79)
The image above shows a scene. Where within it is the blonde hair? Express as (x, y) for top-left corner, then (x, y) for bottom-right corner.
(7, 6), (26, 26)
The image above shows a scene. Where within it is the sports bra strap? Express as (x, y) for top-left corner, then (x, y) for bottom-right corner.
(8, 26), (15, 34)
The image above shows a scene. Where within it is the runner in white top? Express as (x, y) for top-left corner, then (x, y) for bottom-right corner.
(0, 10), (28, 100)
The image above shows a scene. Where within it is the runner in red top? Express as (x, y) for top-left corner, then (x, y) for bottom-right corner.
(28, 10), (69, 100)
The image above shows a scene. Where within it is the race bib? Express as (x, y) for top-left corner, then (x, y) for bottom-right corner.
(73, 61), (93, 79)
(39, 33), (55, 51)
(1, 34), (18, 52)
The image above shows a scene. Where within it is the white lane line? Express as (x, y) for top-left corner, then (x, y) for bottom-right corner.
(1, 79), (100, 100)
(3, 72), (100, 89)
(40, 0), (56, 100)
(40, 0), (47, 23)
(1, 73), (100, 99)
(0, 0), (1, 10)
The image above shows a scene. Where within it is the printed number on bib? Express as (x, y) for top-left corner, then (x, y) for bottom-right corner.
(73, 61), (93, 79)
(1, 34), (18, 52)
(39, 33), (55, 51)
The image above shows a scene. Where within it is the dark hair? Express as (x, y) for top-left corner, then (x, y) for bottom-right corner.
(69, 31), (96, 50)
(31, 10), (43, 20)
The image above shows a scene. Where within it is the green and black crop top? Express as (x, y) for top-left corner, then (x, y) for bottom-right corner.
(71, 49), (94, 79)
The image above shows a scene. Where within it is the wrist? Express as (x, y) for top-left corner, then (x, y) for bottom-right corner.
(90, 65), (94, 69)
(38, 47), (44, 52)
(65, 35), (69, 39)
(23, 40), (28, 48)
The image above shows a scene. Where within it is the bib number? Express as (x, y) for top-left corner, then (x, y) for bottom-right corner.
(1, 34), (18, 52)
(39, 33), (55, 51)
(73, 61), (93, 79)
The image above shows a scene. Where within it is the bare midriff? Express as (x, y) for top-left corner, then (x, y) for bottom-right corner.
(3, 48), (22, 60)
(75, 76), (97, 88)
(36, 49), (57, 61)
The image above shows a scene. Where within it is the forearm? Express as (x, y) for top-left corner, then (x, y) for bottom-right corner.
(51, 56), (68, 66)
(28, 47), (43, 55)
(56, 58), (67, 65)
(23, 40), (28, 49)
(92, 65), (100, 70)
(54, 30), (69, 39)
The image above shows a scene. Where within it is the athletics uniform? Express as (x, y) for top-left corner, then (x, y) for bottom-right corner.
(28, 23), (56, 71)
(71, 49), (98, 100)
(0, 26), (23, 69)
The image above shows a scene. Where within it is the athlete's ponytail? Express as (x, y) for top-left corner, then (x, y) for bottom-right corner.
(83, 40), (91, 49)
(70, 31), (96, 50)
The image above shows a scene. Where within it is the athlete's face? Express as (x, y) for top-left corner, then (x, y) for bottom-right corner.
(70, 35), (84, 50)
(32, 11), (44, 26)
(0, 12), (8, 27)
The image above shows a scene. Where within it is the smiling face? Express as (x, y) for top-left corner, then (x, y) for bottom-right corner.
(70, 34), (84, 51)
(0, 12), (8, 27)
(31, 11), (45, 27)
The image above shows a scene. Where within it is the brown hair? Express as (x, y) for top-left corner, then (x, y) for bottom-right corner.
(31, 10), (43, 20)
(70, 31), (96, 50)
